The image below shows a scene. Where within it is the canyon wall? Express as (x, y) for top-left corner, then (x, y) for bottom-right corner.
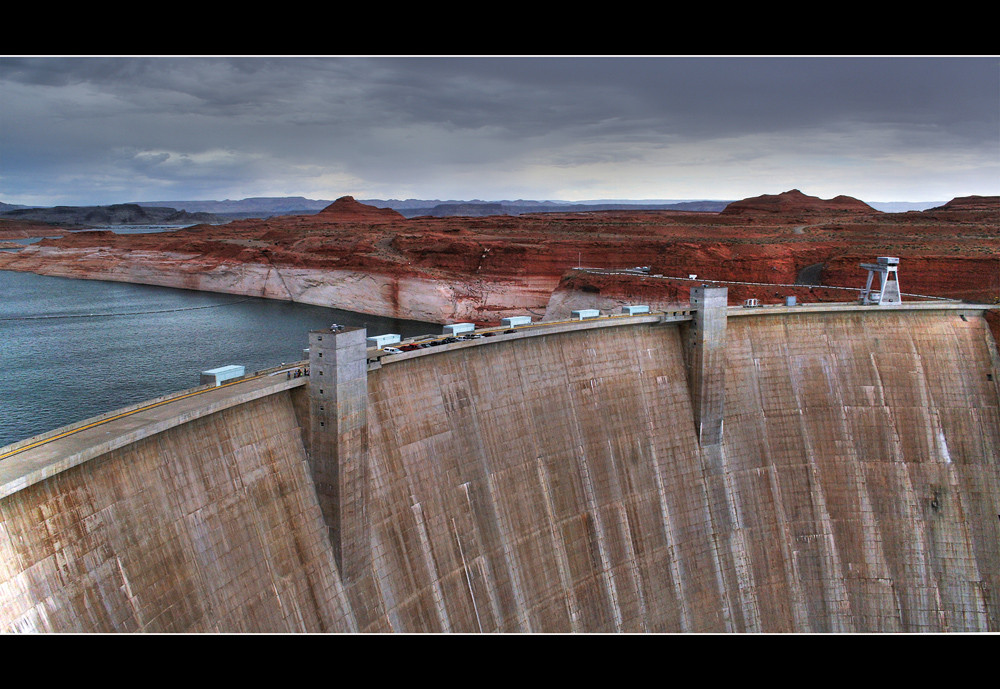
(1, 307), (998, 632)
(1, 193), (995, 326)
(0, 243), (553, 324)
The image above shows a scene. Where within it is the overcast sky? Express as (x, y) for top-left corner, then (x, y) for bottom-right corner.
(1, 56), (997, 206)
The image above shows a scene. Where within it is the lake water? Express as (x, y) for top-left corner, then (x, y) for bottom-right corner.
(0, 224), (199, 248)
(0, 268), (434, 447)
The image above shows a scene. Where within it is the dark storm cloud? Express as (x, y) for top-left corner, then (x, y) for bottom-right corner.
(1, 56), (997, 204)
(357, 56), (997, 140)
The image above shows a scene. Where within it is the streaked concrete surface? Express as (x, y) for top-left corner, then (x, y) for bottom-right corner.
(0, 389), (352, 632)
(0, 371), (306, 500)
(1, 303), (998, 632)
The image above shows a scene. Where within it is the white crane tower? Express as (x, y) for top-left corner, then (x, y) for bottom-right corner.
(859, 256), (901, 305)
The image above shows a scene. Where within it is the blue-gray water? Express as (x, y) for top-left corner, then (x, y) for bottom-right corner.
(0, 269), (433, 447)
(0, 224), (195, 248)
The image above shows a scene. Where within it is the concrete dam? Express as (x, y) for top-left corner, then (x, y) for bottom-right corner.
(1, 290), (998, 633)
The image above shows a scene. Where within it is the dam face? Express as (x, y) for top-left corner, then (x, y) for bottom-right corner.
(1, 300), (998, 632)
(0, 392), (355, 632)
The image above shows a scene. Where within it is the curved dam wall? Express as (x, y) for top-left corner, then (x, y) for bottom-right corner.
(356, 320), (710, 632)
(345, 306), (1000, 632)
(1, 302), (998, 632)
(0, 390), (356, 633)
(720, 310), (999, 632)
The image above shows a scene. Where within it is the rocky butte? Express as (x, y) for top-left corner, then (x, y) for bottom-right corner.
(720, 188), (877, 214)
(0, 189), (998, 634)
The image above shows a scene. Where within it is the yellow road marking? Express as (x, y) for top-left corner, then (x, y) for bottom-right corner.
(0, 369), (300, 461)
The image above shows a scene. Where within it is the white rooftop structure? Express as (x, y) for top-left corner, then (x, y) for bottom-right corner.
(367, 334), (401, 348)
(443, 323), (475, 335)
(200, 365), (245, 386)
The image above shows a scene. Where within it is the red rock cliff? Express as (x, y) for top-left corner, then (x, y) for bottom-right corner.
(0, 193), (995, 327)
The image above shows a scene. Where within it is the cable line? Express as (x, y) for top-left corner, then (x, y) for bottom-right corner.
(1, 298), (253, 321)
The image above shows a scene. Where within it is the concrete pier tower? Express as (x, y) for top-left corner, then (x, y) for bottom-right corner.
(308, 326), (370, 581)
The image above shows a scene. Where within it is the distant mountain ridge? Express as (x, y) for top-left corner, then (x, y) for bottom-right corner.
(0, 203), (221, 226)
(128, 196), (953, 217)
(1, 195), (959, 223)
(134, 197), (331, 215)
(132, 196), (737, 218)
(398, 200), (733, 218)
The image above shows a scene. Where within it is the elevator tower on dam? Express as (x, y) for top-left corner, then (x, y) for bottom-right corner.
(1, 290), (998, 633)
